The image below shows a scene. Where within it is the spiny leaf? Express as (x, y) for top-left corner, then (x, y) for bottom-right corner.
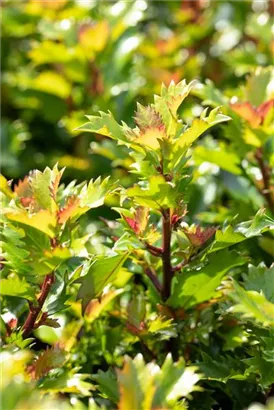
(243, 263), (274, 303)
(176, 106), (230, 149)
(27, 346), (67, 380)
(117, 353), (201, 410)
(75, 111), (127, 144)
(209, 210), (274, 253)
(0, 273), (37, 301)
(229, 281), (274, 327)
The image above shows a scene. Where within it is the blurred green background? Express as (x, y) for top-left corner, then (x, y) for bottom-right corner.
(1, 0), (273, 183)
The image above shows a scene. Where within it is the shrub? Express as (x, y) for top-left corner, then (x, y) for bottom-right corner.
(1, 77), (274, 409)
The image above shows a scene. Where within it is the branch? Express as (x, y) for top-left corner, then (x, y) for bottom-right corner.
(144, 267), (162, 294)
(255, 148), (274, 214)
(144, 242), (163, 257)
(22, 272), (55, 338)
(161, 209), (173, 301)
(172, 259), (188, 272)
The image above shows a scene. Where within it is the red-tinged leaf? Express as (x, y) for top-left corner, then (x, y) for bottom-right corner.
(123, 207), (149, 235)
(123, 216), (139, 234)
(20, 197), (35, 208)
(134, 104), (164, 131)
(230, 99), (274, 128)
(184, 225), (216, 247)
(257, 99), (274, 121)
(230, 102), (261, 127)
(14, 176), (32, 198)
(50, 166), (65, 200)
(27, 346), (67, 380)
(58, 195), (80, 224)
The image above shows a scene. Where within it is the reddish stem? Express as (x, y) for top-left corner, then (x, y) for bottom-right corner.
(144, 267), (162, 293)
(144, 242), (163, 257)
(255, 148), (274, 214)
(22, 272), (55, 338)
(161, 209), (173, 301)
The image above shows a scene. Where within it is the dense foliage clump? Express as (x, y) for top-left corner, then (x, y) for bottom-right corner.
(1, 1), (274, 409)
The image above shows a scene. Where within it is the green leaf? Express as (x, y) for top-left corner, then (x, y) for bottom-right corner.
(117, 353), (201, 410)
(243, 264), (274, 303)
(5, 209), (57, 238)
(30, 167), (58, 212)
(246, 66), (274, 107)
(236, 208), (274, 238)
(198, 352), (247, 382)
(193, 145), (242, 175)
(76, 253), (129, 311)
(243, 354), (274, 388)
(92, 369), (119, 403)
(75, 111), (127, 144)
(176, 107), (230, 149)
(210, 210), (274, 253)
(28, 346), (67, 380)
(154, 79), (196, 138)
(0, 273), (37, 301)
(39, 369), (93, 396)
(168, 249), (246, 309)
(230, 281), (274, 327)
(126, 175), (182, 210)
(0, 175), (15, 199)
(79, 176), (110, 210)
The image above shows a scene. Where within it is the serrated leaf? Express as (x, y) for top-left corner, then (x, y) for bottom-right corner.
(117, 353), (201, 410)
(27, 346), (67, 380)
(243, 264), (274, 303)
(30, 167), (58, 212)
(5, 209), (57, 238)
(39, 369), (93, 395)
(75, 111), (127, 144)
(198, 352), (246, 382)
(126, 175), (181, 210)
(210, 210), (274, 253)
(176, 107), (230, 149)
(154, 79), (197, 138)
(236, 208), (274, 238)
(243, 354), (274, 388)
(168, 249), (246, 309)
(0, 273), (37, 301)
(76, 253), (129, 311)
(230, 281), (274, 327)
(92, 369), (119, 403)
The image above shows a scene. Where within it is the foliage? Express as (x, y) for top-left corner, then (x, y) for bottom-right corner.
(1, 1), (274, 409)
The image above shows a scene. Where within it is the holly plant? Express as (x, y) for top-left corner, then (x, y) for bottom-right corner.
(1, 79), (274, 410)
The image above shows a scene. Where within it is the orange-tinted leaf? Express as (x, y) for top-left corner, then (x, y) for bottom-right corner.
(230, 102), (261, 127)
(184, 225), (216, 247)
(27, 346), (67, 380)
(58, 195), (80, 224)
